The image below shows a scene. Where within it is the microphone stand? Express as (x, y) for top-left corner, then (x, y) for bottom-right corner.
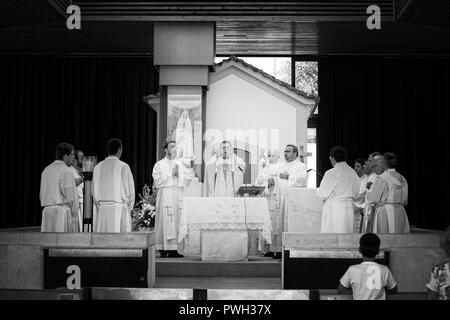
(307, 168), (324, 178)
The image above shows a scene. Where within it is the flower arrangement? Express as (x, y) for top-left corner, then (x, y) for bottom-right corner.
(131, 183), (157, 230)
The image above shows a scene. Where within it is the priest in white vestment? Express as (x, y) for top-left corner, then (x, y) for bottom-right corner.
(271, 145), (308, 259)
(70, 149), (84, 231)
(380, 152), (410, 233)
(353, 158), (368, 232)
(318, 146), (360, 233)
(254, 149), (282, 256)
(205, 140), (246, 197)
(92, 138), (135, 233)
(364, 156), (390, 233)
(152, 140), (193, 258)
(365, 152), (382, 190)
(40, 143), (79, 232)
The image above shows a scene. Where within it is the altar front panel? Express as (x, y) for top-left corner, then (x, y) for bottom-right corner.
(180, 197), (271, 255)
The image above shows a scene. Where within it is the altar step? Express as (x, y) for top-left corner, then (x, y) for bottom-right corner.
(155, 277), (282, 290)
(155, 255), (281, 278)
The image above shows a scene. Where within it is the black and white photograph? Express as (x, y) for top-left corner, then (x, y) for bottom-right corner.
(0, 0), (450, 310)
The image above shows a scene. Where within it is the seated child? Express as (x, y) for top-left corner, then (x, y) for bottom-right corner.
(337, 233), (398, 300)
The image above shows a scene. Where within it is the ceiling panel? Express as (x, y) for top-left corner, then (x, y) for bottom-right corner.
(395, 0), (450, 27)
(0, 1), (449, 55)
(0, 0), (64, 29)
(70, 0), (394, 21)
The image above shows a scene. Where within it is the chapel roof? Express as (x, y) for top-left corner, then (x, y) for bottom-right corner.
(215, 55), (319, 105)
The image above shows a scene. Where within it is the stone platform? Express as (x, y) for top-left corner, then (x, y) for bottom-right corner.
(156, 255), (281, 278)
(0, 229), (156, 289)
(155, 254), (282, 289)
(283, 229), (446, 292)
(0, 227), (446, 294)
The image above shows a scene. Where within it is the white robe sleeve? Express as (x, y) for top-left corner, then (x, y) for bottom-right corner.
(255, 172), (271, 195)
(122, 165), (135, 211)
(91, 168), (98, 205)
(358, 179), (368, 199)
(178, 162), (193, 188)
(317, 171), (336, 201)
(233, 156), (246, 193)
(402, 176), (408, 206)
(255, 172), (269, 186)
(236, 156), (246, 174)
(205, 157), (217, 196)
(39, 172), (44, 205)
(288, 162), (308, 188)
(353, 176), (361, 200)
(60, 170), (78, 212)
(152, 161), (171, 189)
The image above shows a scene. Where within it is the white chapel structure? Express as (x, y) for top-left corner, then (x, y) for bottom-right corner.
(206, 56), (317, 184)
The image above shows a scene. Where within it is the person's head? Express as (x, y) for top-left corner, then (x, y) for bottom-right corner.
(354, 158), (366, 177)
(368, 151), (381, 171)
(107, 138), (123, 158)
(267, 149), (280, 164)
(284, 144), (298, 162)
(163, 141), (177, 159)
(329, 146), (347, 167)
(221, 140), (232, 159)
(363, 159), (373, 175)
(383, 152), (398, 169)
(73, 149), (84, 167)
(359, 233), (381, 258)
(440, 226), (450, 258)
(55, 142), (75, 166)
(373, 155), (388, 175)
(211, 146), (219, 157)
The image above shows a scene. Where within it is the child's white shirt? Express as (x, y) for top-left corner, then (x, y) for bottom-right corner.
(340, 261), (397, 300)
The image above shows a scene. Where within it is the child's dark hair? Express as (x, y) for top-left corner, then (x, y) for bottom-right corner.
(359, 233), (381, 258)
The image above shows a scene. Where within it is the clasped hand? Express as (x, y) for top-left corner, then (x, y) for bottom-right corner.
(268, 177), (275, 187)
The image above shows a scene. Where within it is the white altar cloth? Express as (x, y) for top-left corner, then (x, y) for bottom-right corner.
(179, 197), (272, 255)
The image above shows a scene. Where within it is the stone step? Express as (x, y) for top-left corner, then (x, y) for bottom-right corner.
(155, 277), (282, 290)
(156, 255), (281, 278)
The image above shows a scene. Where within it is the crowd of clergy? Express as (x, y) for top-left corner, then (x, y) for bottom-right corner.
(39, 139), (135, 234)
(251, 145), (409, 258)
(317, 147), (409, 235)
(39, 138), (409, 260)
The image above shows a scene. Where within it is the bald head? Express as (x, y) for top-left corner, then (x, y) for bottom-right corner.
(373, 155), (387, 175)
(268, 149), (280, 164)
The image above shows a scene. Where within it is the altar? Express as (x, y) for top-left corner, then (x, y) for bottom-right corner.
(287, 188), (323, 233)
(179, 197), (271, 261)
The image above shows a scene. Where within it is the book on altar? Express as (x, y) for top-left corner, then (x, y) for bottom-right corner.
(236, 185), (266, 197)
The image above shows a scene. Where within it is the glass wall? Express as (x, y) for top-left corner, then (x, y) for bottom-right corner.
(167, 86), (203, 179)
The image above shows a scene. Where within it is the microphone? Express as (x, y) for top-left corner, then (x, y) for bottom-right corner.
(308, 168), (324, 178)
